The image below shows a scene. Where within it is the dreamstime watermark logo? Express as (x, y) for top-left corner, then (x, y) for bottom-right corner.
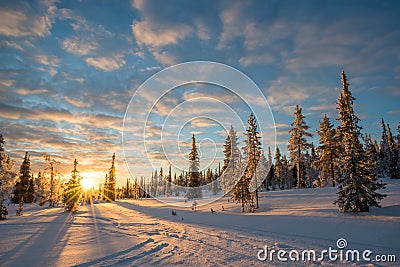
(257, 238), (396, 263)
(122, 61), (276, 206)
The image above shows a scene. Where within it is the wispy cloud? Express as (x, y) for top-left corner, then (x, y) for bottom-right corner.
(309, 104), (337, 111)
(0, 1), (55, 37)
(62, 36), (98, 56)
(64, 96), (90, 108)
(1, 40), (24, 51)
(132, 20), (192, 48)
(33, 54), (60, 66)
(15, 88), (48, 95)
(85, 54), (126, 72)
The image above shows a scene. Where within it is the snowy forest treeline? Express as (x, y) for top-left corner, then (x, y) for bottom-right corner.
(1, 71), (399, 218)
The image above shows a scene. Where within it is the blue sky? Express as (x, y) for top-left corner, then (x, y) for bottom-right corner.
(0, 0), (399, 185)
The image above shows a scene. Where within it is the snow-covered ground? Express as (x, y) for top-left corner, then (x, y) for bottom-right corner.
(1, 179), (399, 266)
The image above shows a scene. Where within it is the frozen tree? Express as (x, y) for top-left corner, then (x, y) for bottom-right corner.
(397, 122), (400, 178)
(43, 154), (61, 207)
(0, 134), (17, 201)
(220, 126), (241, 195)
(0, 135), (11, 218)
(378, 119), (390, 177)
(316, 114), (337, 187)
(124, 178), (130, 198)
(281, 155), (291, 189)
(212, 171), (219, 195)
(273, 147), (282, 190)
(247, 114), (262, 209)
(222, 126), (241, 173)
(305, 143), (319, 188)
(64, 159), (82, 213)
(0, 198), (7, 220)
(288, 105), (313, 188)
(12, 152), (33, 203)
(250, 152), (268, 194)
(334, 71), (386, 212)
(35, 171), (49, 205)
(205, 168), (212, 188)
(104, 153), (116, 201)
(364, 134), (379, 178)
(233, 113), (261, 211)
(267, 146), (273, 169)
(186, 134), (202, 199)
(150, 170), (157, 197)
(165, 165), (172, 197)
(26, 176), (35, 203)
(220, 155), (243, 196)
(387, 124), (399, 179)
(158, 167), (164, 196)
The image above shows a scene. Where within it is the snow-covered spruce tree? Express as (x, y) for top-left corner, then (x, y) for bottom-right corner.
(220, 126), (241, 195)
(166, 165), (172, 197)
(154, 170), (159, 197)
(0, 134), (17, 202)
(205, 168), (212, 188)
(221, 154), (243, 196)
(273, 147), (282, 190)
(0, 198), (8, 220)
(250, 152), (268, 196)
(35, 171), (48, 206)
(288, 105), (313, 189)
(150, 171), (155, 197)
(306, 143), (319, 188)
(249, 114), (262, 209)
(316, 114), (338, 187)
(364, 134), (379, 178)
(12, 152), (32, 203)
(281, 155), (291, 189)
(186, 134), (202, 199)
(387, 124), (399, 179)
(102, 174), (108, 200)
(234, 113), (261, 210)
(378, 119), (390, 177)
(222, 126), (241, 172)
(26, 176), (35, 203)
(212, 172), (219, 195)
(64, 159), (82, 213)
(334, 71), (386, 212)
(0, 135), (10, 218)
(158, 167), (164, 196)
(43, 154), (61, 207)
(105, 153), (116, 201)
(397, 122), (400, 178)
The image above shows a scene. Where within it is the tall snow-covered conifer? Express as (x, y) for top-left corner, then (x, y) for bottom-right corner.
(288, 105), (313, 188)
(378, 119), (390, 177)
(0, 134), (17, 202)
(220, 126), (241, 195)
(233, 114), (261, 211)
(387, 124), (399, 179)
(12, 152), (32, 203)
(105, 153), (116, 201)
(186, 134), (202, 199)
(64, 159), (82, 213)
(273, 147), (282, 190)
(316, 114), (337, 187)
(334, 71), (386, 212)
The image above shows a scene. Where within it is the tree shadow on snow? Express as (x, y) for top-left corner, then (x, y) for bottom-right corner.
(370, 205), (400, 217)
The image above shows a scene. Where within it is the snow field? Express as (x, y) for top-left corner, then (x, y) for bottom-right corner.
(1, 179), (399, 266)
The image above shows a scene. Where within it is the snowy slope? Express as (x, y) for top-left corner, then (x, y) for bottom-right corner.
(1, 179), (399, 266)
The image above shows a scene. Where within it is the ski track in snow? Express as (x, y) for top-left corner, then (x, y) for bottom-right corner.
(1, 179), (399, 267)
